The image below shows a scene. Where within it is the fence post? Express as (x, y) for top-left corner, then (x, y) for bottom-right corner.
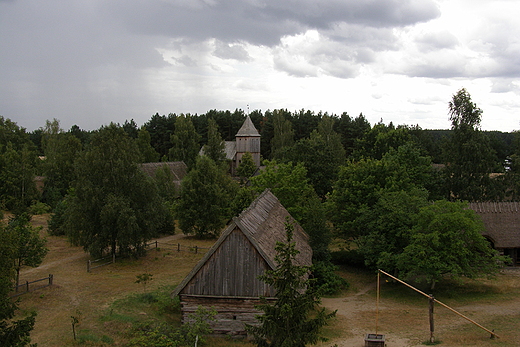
(26, 280), (29, 293)
(155, 240), (158, 249)
(195, 246), (198, 254)
(49, 274), (53, 286)
(178, 243), (180, 252)
(87, 260), (91, 273)
(112, 253), (116, 264)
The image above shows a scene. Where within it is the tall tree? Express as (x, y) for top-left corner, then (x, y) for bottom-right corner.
(247, 219), (335, 347)
(203, 118), (226, 163)
(397, 200), (509, 290)
(270, 109), (295, 159)
(327, 143), (434, 243)
(236, 151), (257, 181)
(41, 119), (82, 207)
(65, 123), (173, 257)
(442, 88), (498, 201)
(144, 113), (176, 159)
(284, 116), (346, 197)
(334, 112), (371, 156)
(0, 143), (39, 213)
(135, 127), (160, 163)
(176, 155), (239, 238)
(7, 214), (48, 290)
(0, 117), (39, 213)
(169, 114), (201, 169)
(0, 222), (37, 346)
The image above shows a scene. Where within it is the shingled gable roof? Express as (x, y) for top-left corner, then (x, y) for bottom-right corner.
(172, 189), (312, 297)
(236, 115), (260, 137)
(139, 161), (187, 181)
(468, 201), (520, 248)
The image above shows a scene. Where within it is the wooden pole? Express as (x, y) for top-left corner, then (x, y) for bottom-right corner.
(376, 271), (380, 335)
(378, 269), (500, 339)
(429, 295), (435, 343)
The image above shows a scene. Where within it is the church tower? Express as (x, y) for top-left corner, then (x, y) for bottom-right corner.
(235, 115), (261, 170)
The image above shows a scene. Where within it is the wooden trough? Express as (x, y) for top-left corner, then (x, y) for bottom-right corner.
(364, 333), (385, 347)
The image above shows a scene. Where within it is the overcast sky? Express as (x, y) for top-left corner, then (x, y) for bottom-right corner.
(1, 0), (519, 132)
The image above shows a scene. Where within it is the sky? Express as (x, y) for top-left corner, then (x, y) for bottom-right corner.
(1, 0), (519, 133)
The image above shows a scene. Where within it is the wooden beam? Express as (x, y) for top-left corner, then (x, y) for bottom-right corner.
(378, 269), (500, 339)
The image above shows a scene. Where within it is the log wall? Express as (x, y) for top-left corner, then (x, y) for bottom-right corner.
(180, 295), (273, 335)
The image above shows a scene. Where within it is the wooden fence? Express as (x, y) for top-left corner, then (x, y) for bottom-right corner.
(146, 240), (210, 254)
(12, 274), (54, 297)
(86, 241), (209, 272)
(87, 254), (116, 273)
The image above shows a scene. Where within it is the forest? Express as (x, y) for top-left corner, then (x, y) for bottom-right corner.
(0, 88), (518, 345)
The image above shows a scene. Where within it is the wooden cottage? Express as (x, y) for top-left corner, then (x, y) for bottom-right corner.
(468, 202), (520, 265)
(171, 189), (312, 335)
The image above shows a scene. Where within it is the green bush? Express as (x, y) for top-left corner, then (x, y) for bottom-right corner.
(48, 199), (67, 236)
(29, 201), (51, 215)
(311, 260), (349, 295)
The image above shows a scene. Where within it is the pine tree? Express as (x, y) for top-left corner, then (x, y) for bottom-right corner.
(442, 88), (498, 201)
(0, 221), (37, 346)
(247, 219), (335, 347)
(176, 156), (238, 237)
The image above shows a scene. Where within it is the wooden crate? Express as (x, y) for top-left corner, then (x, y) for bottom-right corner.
(365, 333), (385, 347)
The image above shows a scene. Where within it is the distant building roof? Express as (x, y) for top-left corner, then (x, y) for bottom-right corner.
(236, 115), (260, 137)
(140, 161), (187, 182)
(224, 141), (236, 160)
(468, 202), (520, 248)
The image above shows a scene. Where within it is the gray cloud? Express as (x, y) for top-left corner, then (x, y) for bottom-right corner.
(1, 0), (518, 132)
(105, 0), (440, 46)
(415, 31), (459, 52)
(213, 41), (252, 61)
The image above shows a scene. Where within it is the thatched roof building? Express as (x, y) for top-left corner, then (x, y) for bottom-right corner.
(468, 201), (520, 265)
(139, 161), (187, 192)
(171, 189), (312, 335)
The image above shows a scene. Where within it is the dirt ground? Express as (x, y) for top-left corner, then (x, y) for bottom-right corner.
(15, 214), (520, 347)
(316, 268), (520, 347)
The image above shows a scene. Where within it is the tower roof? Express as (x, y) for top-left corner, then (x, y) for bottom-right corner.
(236, 115), (260, 137)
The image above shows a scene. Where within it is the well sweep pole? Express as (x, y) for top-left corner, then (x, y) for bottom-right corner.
(378, 269), (499, 339)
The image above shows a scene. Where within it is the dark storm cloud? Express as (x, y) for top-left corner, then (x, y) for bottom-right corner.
(106, 0), (440, 46)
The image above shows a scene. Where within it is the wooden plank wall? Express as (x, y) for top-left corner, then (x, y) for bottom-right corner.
(183, 229), (274, 297)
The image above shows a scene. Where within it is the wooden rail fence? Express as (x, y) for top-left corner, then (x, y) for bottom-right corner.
(86, 241), (209, 272)
(146, 240), (210, 254)
(87, 254), (116, 273)
(11, 274), (54, 297)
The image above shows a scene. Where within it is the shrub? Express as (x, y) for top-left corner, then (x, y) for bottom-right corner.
(29, 201), (51, 215)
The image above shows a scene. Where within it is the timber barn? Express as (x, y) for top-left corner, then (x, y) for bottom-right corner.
(468, 201), (520, 266)
(171, 189), (312, 335)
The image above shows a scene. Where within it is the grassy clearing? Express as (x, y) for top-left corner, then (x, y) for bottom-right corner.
(14, 215), (520, 347)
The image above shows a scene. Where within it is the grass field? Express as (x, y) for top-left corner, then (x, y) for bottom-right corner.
(13, 214), (520, 346)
